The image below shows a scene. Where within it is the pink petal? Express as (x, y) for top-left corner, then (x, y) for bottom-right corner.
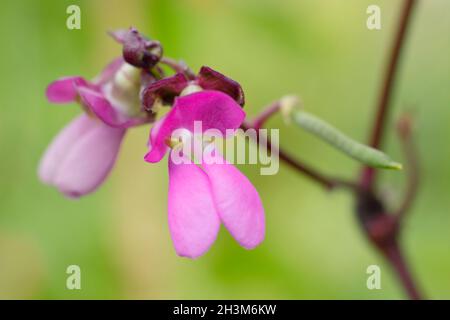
(53, 122), (126, 198)
(145, 114), (169, 161)
(38, 114), (98, 185)
(46, 58), (123, 104)
(202, 153), (265, 249)
(46, 77), (88, 103)
(76, 86), (150, 129)
(168, 153), (221, 258)
(145, 90), (245, 163)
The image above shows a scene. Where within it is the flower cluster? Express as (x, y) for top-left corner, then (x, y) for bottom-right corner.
(39, 28), (265, 258)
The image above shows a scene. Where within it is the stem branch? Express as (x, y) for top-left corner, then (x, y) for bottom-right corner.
(395, 114), (420, 220)
(251, 101), (282, 130)
(384, 243), (422, 300)
(241, 121), (354, 191)
(160, 57), (196, 79)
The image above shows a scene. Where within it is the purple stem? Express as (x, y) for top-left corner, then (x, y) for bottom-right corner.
(360, 0), (417, 189)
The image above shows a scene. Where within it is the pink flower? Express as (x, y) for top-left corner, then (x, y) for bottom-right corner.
(145, 90), (265, 258)
(39, 58), (154, 198)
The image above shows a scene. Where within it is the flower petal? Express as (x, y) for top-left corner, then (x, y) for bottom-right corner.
(53, 122), (126, 198)
(173, 90), (246, 131)
(202, 153), (265, 249)
(168, 153), (221, 258)
(46, 77), (88, 103)
(76, 86), (152, 128)
(145, 90), (245, 163)
(38, 114), (98, 185)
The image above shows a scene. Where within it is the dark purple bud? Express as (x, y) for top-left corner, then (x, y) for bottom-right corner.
(142, 73), (189, 110)
(197, 66), (245, 106)
(121, 28), (163, 69)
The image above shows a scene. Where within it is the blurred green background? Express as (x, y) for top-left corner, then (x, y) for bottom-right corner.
(0, 0), (449, 299)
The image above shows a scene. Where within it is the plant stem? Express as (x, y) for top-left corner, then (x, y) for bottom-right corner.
(395, 114), (420, 220)
(243, 100), (340, 190)
(160, 57), (196, 79)
(252, 101), (282, 130)
(357, 0), (423, 300)
(241, 121), (352, 191)
(383, 243), (422, 300)
(361, 0), (417, 189)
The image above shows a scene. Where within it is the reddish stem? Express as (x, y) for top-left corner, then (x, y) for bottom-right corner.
(360, 0), (417, 189)
(395, 114), (420, 220)
(357, 0), (423, 300)
(160, 57), (196, 79)
(241, 121), (347, 191)
(383, 243), (422, 300)
(252, 101), (282, 130)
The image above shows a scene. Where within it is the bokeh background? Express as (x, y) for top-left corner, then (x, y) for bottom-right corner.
(0, 0), (449, 299)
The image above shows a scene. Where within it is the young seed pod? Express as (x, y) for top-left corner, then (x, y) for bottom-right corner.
(290, 110), (402, 170)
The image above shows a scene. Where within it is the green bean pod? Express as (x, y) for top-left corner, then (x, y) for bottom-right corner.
(290, 110), (402, 170)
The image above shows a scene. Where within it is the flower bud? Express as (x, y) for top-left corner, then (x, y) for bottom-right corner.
(197, 66), (245, 106)
(117, 28), (163, 69)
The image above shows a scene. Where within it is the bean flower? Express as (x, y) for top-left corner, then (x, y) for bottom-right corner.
(145, 90), (265, 258)
(39, 58), (155, 198)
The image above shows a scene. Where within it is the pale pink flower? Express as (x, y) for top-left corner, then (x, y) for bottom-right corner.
(39, 58), (154, 198)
